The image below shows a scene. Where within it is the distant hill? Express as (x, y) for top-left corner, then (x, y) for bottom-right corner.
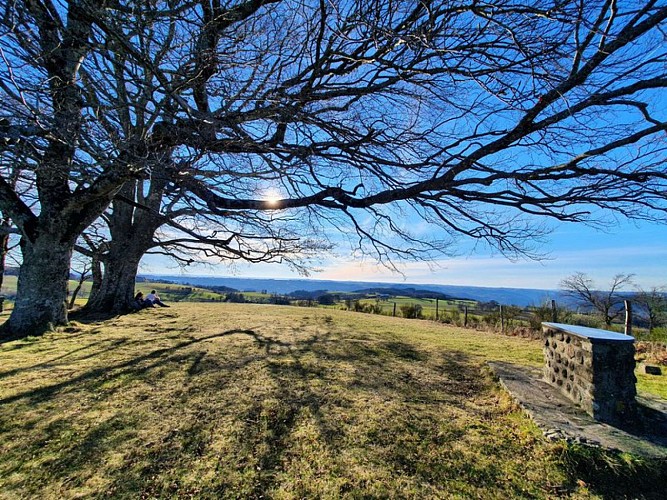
(353, 287), (458, 300)
(289, 289), (331, 299)
(208, 285), (241, 293)
(142, 275), (566, 307)
(140, 276), (239, 293)
(4, 267), (19, 276)
(285, 287), (455, 300)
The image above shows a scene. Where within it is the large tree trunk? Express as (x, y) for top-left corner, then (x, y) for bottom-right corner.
(85, 173), (167, 314)
(5, 235), (73, 336)
(85, 242), (146, 314)
(85, 256), (141, 314)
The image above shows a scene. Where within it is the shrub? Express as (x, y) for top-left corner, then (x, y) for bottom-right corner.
(636, 341), (667, 366)
(439, 312), (453, 324)
(362, 303), (383, 315)
(225, 292), (246, 303)
(483, 311), (500, 328)
(636, 327), (667, 343)
(528, 302), (574, 331)
(571, 314), (603, 329)
(400, 304), (422, 319)
(318, 294), (336, 305)
(342, 299), (363, 311)
(439, 309), (461, 325)
(270, 294), (291, 305)
(653, 350), (667, 366)
(501, 305), (524, 329)
(295, 300), (316, 307)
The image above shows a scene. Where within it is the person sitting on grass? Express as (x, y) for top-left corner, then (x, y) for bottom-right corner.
(133, 291), (150, 310)
(145, 290), (170, 308)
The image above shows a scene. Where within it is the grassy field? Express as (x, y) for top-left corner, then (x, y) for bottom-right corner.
(355, 297), (474, 318)
(1, 303), (665, 498)
(0, 276), (227, 308)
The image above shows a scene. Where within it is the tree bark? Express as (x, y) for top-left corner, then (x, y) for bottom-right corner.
(85, 252), (143, 314)
(89, 250), (103, 300)
(84, 220), (158, 314)
(84, 172), (167, 314)
(85, 219), (153, 314)
(5, 235), (73, 335)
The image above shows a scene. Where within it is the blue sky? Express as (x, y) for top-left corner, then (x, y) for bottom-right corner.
(114, 2), (667, 293)
(141, 219), (666, 291)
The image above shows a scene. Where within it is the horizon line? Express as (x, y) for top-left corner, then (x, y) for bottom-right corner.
(139, 272), (560, 293)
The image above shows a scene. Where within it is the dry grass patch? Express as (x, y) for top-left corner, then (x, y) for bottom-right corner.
(0, 304), (665, 498)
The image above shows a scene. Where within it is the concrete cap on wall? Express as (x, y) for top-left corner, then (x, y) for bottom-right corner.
(542, 322), (634, 342)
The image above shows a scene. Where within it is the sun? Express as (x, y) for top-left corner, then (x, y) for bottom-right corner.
(262, 188), (283, 208)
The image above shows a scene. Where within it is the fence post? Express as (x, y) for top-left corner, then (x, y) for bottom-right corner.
(500, 305), (505, 333)
(551, 299), (557, 323)
(464, 306), (468, 327)
(436, 298), (439, 320)
(624, 300), (633, 336)
(393, 302), (397, 317)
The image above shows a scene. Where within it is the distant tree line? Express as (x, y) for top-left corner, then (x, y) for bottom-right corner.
(198, 274), (665, 341)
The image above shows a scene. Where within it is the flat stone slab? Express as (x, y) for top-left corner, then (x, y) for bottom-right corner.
(542, 322), (634, 342)
(488, 361), (667, 458)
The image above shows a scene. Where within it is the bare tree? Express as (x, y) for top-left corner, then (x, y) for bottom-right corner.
(1, 1), (667, 337)
(0, 1), (151, 335)
(68, 253), (92, 310)
(169, 0), (667, 270)
(561, 273), (635, 327)
(634, 286), (667, 333)
(0, 0), (329, 320)
(84, 172), (329, 314)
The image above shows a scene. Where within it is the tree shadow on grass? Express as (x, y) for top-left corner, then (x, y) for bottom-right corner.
(216, 330), (490, 497)
(1, 324), (492, 497)
(0, 329), (258, 406)
(0, 327), (276, 496)
(381, 340), (426, 362)
(0, 338), (129, 380)
(0, 311), (131, 347)
(6, 319), (659, 498)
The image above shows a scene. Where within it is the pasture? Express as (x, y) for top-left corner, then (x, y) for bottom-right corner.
(0, 303), (665, 498)
(0, 277), (227, 308)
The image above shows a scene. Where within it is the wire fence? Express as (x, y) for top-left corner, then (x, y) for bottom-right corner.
(306, 296), (652, 339)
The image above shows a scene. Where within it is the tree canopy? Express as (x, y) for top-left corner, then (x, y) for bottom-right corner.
(1, 0), (666, 336)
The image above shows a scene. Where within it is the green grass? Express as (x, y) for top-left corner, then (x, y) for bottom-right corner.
(1, 303), (665, 498)
(0, 278), (227, 308)
(242, 291), (274, 301)
(355, 296), (474, 318)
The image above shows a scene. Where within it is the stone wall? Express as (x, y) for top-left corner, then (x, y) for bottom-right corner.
(542, 322), (636, 426)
